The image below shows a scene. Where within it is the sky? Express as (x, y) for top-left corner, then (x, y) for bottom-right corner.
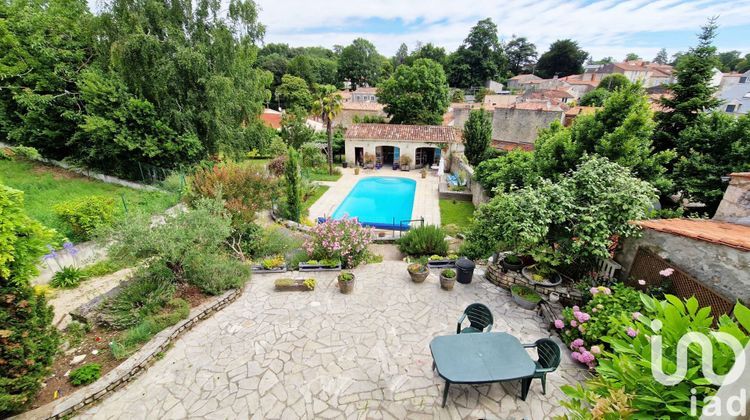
(255, 0), (750, 61)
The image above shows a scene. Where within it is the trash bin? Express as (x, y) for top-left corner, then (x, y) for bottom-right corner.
(456, 257), (475, 284)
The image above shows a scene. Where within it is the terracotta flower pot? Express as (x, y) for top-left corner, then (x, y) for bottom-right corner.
(440, 273), (456, 290)
(338, 273), (355, 294)
(408, 264), (429, 283)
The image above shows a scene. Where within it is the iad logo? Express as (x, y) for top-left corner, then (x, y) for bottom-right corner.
(649, 319), (747, 417)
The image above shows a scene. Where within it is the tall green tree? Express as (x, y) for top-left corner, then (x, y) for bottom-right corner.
(673, 112), (750, 215)
(446, 18), (507, 88)
(393, 43), (409, 68)
(535, 39), (588, 79)
(654, 19), (721, 154)
(653, 48), (669, 64)
(275, 74), (313, 111)
(505, 36), (537, 75)
(311, 85), (343, 174)
(284, 147), (301, 222)
(377, 58), (450, 125)
(0, 185), (58, 415)
(598, 74), (630, 91)
(625, 52), (641, 61)
(463, 108), (493, 166)
(717, 50), (743, 72)
(405, 42), (447, 67)
(280, 109), (314, 149)
(338, 38), (381, 88)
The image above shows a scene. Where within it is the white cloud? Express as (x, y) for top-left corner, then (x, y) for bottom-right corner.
(256, 0), (750, 58)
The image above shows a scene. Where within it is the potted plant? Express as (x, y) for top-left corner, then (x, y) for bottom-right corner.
(354, 167), (360, 175)
(338, 272), (355, 294)
(251, 254), (287, 273)
(501, 253), (524, 272)
(420, 168), (427, 179)
(399, 155), (412, 171)
(364, 153), (375, 169)
(407, 263), (428, 283)
(511, 285), (542, 310)
(440, 269), (456, 290)
(521, 264), (562, 287)
(427, 254), (458, 269)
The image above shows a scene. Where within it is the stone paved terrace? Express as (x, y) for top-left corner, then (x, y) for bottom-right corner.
(78, 262), (587, 419)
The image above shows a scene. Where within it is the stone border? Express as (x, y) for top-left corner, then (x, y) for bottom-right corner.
(15, 288), (243, 420)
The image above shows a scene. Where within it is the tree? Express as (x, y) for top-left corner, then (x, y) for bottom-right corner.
(717, 50), (742, 72)
(589, 56), (613, 65)
(673, 112), (750, 215)
(506, 36), (537, 75)
(275, 74), (312, 111)
(475, 149), (536, 194)
(474, 87), (491, 103)
(654, 19), (721, 154)
(737, 53), (750, 73)
(653, 48), (669, 64)
(284, 147), (301, 222)
(311, 85), (343, 174)
(451, 89), (465, 103)
(0, 185), (58, 415)
(377, 58), (450, 125)
(579, 88), (611, 106)
(625, 53), (641, 61)
(463, 108), (493, 166)
(393, 43), (409, 68)
(280, 109), (314, 149)
(338, 38), (381, 88)
(535, 39), (588, 79)
(446, 18), (507, 88)
(406, 43), (447, 67)
(598, 74), (630, 91)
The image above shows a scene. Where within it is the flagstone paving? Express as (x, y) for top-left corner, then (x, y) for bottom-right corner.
(78, 262), (588, 419)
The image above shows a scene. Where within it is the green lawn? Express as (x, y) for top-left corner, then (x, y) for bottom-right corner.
(439, 199), (475, 230)
(303, 185), (329, 212)
(304, 168), (342, 182)
(0, 159), (178, 240)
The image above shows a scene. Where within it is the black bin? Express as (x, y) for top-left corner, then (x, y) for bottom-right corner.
(456, 257), (475, 284)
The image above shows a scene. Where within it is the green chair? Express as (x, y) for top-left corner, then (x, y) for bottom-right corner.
(456, 303), (493, 334)
(523, 338), (561, 395)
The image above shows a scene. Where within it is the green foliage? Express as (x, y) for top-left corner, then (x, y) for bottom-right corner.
(475, 150), (536, 194)
(397, 225), (449, 257)
(280, 110), (315, 149)
(69, 363), (101, 386)
(465, 156), (656, 269)
(0, 184), (58, 414)
(463, 109), (493, 166)
(304, 217), (373, 268)
(284, 147), (302, 222)
(578, 88), (610, 106)
(337, 38), (381, 89)
(237, 224), (303, 260)
(311, 85), (343, 174)
(377, 58), (450, 125)
(597, 74), (630, 92)
(438, 200), (475, 231)
(441, 269), (456, 279)
(506, 36), (538, 75)
(511, 285), (541, 303)
(673, 112), (750, 215)
(8, 146), (41, 161)
(562, 296), (750, 418)
(446, 18), (507, 88)
(63, 320), (90, 348)
(53, 195), (115, 241)
(405, 43), (447, 68)
(299, 143), (326, 169)
(534, 39), (588, 79)
(338, 272), (354, 282)
(351, 114), (387, 124)
(184, 253), (249, 295)
(450, 89), (465, 103)
(110, 298), (189, 359)
(50, 266), (87, 288)
(78, 257), (132, 278)
(275, 74), (312, 111)
(101, 264), (177, 330)
(260, 255), (285, 270)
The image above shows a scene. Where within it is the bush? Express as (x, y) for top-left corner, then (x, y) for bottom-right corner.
(299, 143), (326, 168)
(100, 264), (176, 330)
(0, 184), (58, 415)
(397, 225), (448, 257)
(267, 155), (287, 177)
(187, 162), (278, 224)
(185, 254), (249, 295)
(304, 217), (373, 268)
(50, 266), (87, 288)
(78, 257), (132, 278)
(69, 363), (102, 386)
(9, 146), (41, 161)
(110, 298), (190, 360)
(231, 223), (302, 261)
(53, 195), (116, 241)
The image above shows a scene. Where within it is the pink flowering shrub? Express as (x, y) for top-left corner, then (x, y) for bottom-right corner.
(304, 217), (373, 268)
(557, 284), (643, 367)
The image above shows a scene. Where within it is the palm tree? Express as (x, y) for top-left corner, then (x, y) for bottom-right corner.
(311, 85), (343, 174)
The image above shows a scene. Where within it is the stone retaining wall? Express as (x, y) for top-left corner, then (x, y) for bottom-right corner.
(15, 288), (243, 420)
(485, 263), (584, 307)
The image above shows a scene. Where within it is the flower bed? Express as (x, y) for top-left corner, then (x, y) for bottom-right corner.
(303, 217), (372, 268)
(426, 254), (458, 269)
(298, 259), (341, 272)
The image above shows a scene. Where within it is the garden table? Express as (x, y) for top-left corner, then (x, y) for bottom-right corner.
(429, 332), (536, 407)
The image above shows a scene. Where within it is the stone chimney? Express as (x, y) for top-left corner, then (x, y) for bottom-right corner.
(714, 173), (750, 226)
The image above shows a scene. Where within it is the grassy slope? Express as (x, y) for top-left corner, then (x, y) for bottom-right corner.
(0, 159), (177, 239)
(302, 185), (329, 213)
(439, 199), (475, 229)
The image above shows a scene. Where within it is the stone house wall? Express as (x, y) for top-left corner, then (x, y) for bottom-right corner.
(452, 107), (563, 145)
(344, 139), (463, 168)
(714, 173), (750, 226)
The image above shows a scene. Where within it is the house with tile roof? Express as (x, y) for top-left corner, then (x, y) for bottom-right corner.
(344, 124), (463, 169)
(717, 70), (750, 115)
(333, 88), (389, 127)
(580, 60), (675, 88)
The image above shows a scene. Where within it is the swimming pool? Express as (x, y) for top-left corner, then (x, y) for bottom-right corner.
(330, 177), (416, 230)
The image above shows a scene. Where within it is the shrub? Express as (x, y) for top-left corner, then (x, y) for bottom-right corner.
(267, 155), (287, 177)
(53, 195), (116, 241)
(284, 147), (301, 222)
(187, 162), (278, 224)
(399, 155), (412, 166)
(10, 146), (41, 161)
(100, 264), (176, 330)
(397, 225), (448, 257)
(300, 143), (326, 168)
(0, 184), (58, 415)
(184, 253), (249, 295)
(511, 285), (541, 303)
(110, 298), (190, 359)
(50, 266), (87, 288)
(69, 363), (102, 386)
(78, 257), (131, 278)
(262, 136), (288, 158)
(260, 255), (285, 270)
(304, 217), (373, 268)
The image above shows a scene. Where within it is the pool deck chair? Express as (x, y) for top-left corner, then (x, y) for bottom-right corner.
(456, 303), (493, 334)
(522, 338), (561, 395)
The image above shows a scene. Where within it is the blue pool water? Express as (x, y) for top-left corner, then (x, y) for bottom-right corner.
(331, 177), (416, 230)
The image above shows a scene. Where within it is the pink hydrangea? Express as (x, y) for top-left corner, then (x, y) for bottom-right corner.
(590, 345), (601, 355)
(659, 268), (675, 277)
(589, 286), (612, 296)
(572, 305), (580, 311)
(571, 351), (581, 362)
(578, 350), (595, 364)
(574, 311), (591, 323)
(554, 319), (565, 329)
(570, 338), (584, 351)
(578, 325), (586, 333)
(570, 320), (578, 327)
(627, 327), (638, 337)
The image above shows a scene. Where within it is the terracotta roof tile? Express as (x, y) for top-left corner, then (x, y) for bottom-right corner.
(260, 111), (282, 129)
(636, 219), (750, 251)
(491, 140), (534, 151)
(346, 124), (462, 143)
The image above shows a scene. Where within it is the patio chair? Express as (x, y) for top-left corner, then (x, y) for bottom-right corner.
(523, 338), (561, 395)
(456, 303), (493, 334)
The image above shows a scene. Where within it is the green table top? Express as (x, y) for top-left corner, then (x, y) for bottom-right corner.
(430, 332), (536, 384)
